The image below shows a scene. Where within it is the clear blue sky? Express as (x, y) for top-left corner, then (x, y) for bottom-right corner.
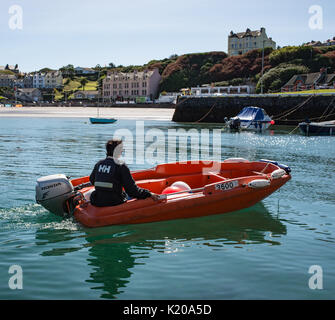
(1, 0), (334, 72)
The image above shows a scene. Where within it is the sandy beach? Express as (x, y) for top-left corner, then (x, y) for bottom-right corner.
(0, 106), (175, 121)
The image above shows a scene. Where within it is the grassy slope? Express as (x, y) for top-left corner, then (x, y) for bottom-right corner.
(55, 77), (98, 100)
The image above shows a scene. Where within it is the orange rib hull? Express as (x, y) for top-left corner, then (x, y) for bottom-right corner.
(72, 160), (291, 228)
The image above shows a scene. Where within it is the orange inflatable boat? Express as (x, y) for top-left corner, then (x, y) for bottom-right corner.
(35, 159), (291, 228)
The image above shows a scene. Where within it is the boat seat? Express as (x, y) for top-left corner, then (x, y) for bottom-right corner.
(136, 178), (168, 193)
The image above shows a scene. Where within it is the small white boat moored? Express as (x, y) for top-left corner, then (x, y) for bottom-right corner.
(226, 106), (274, 132)
(299, 120), (335, 136)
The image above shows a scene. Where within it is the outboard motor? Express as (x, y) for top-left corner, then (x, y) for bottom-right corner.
(229, 117), (241, 131)
(35, 174), (76, 217)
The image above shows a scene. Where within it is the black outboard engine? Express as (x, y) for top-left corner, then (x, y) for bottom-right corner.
(229, 117), (241, 131)
(35, 174), (76, 217)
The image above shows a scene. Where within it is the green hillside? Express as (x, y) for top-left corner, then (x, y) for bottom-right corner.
(54, 77), (98, 100)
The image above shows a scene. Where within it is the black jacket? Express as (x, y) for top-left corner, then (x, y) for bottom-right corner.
(89, 157), (152, 207)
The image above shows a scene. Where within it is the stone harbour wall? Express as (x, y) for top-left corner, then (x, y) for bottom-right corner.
(172, 95), (335, 125)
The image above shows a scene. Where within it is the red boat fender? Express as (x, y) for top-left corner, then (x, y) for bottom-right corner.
(171, 181), (191, 191)
(162, 186), (183, 194)
(162, 181), (191, 194)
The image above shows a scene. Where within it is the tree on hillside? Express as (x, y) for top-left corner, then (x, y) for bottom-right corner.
(39, 67), (54, 73)
(256, 64), (310, 93)
(169, 54), (179, 59)
(109, 62), (116, 68)
(94, 64), (102, 72)
(269, 46), (313, 66)
(60, 64), (75, 79)
(80, 78), (88, 91)
(97, 75), (105, 92)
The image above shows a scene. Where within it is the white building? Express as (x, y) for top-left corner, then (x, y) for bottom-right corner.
(191, 85), (255, 96)
(74, 67), (96, 75)
(33, 73), (45, 89)
(33, 71), (63, 89)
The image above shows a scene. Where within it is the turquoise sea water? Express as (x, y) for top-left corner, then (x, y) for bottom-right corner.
(0, 117), (334, 300)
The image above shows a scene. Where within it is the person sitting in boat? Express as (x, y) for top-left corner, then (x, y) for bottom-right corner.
(89, 139), (160, 207)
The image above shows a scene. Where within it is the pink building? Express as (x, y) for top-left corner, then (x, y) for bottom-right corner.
(103, 68), (161, 101)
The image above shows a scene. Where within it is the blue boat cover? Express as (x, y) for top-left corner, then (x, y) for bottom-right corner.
(237, 107), (266, 121)
(89, 118), (117, 124)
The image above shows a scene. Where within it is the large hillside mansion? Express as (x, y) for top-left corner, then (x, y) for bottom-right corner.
(228, 27), (276, 56)
(102, 68), (161, 101)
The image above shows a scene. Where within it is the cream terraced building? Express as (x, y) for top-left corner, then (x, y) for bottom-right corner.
(103, 68), (161, 101)
(228, 27), (276, 56)
(33, 71), (63, 89)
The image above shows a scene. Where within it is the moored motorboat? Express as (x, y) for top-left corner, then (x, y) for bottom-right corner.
(299, 120), (335, 136)
(89, 117), (117, 124)
(226, 107), (274, 132)
(35, 159), (291, 228)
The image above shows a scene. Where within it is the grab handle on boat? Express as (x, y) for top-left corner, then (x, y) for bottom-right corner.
(259, 159), (291, 174)
(74, 182), (92, 191)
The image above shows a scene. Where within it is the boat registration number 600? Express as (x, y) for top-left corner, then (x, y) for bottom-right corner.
(215, 180), (239, 191)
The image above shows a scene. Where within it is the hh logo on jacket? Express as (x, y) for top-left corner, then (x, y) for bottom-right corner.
(98, 165), (111, 174)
